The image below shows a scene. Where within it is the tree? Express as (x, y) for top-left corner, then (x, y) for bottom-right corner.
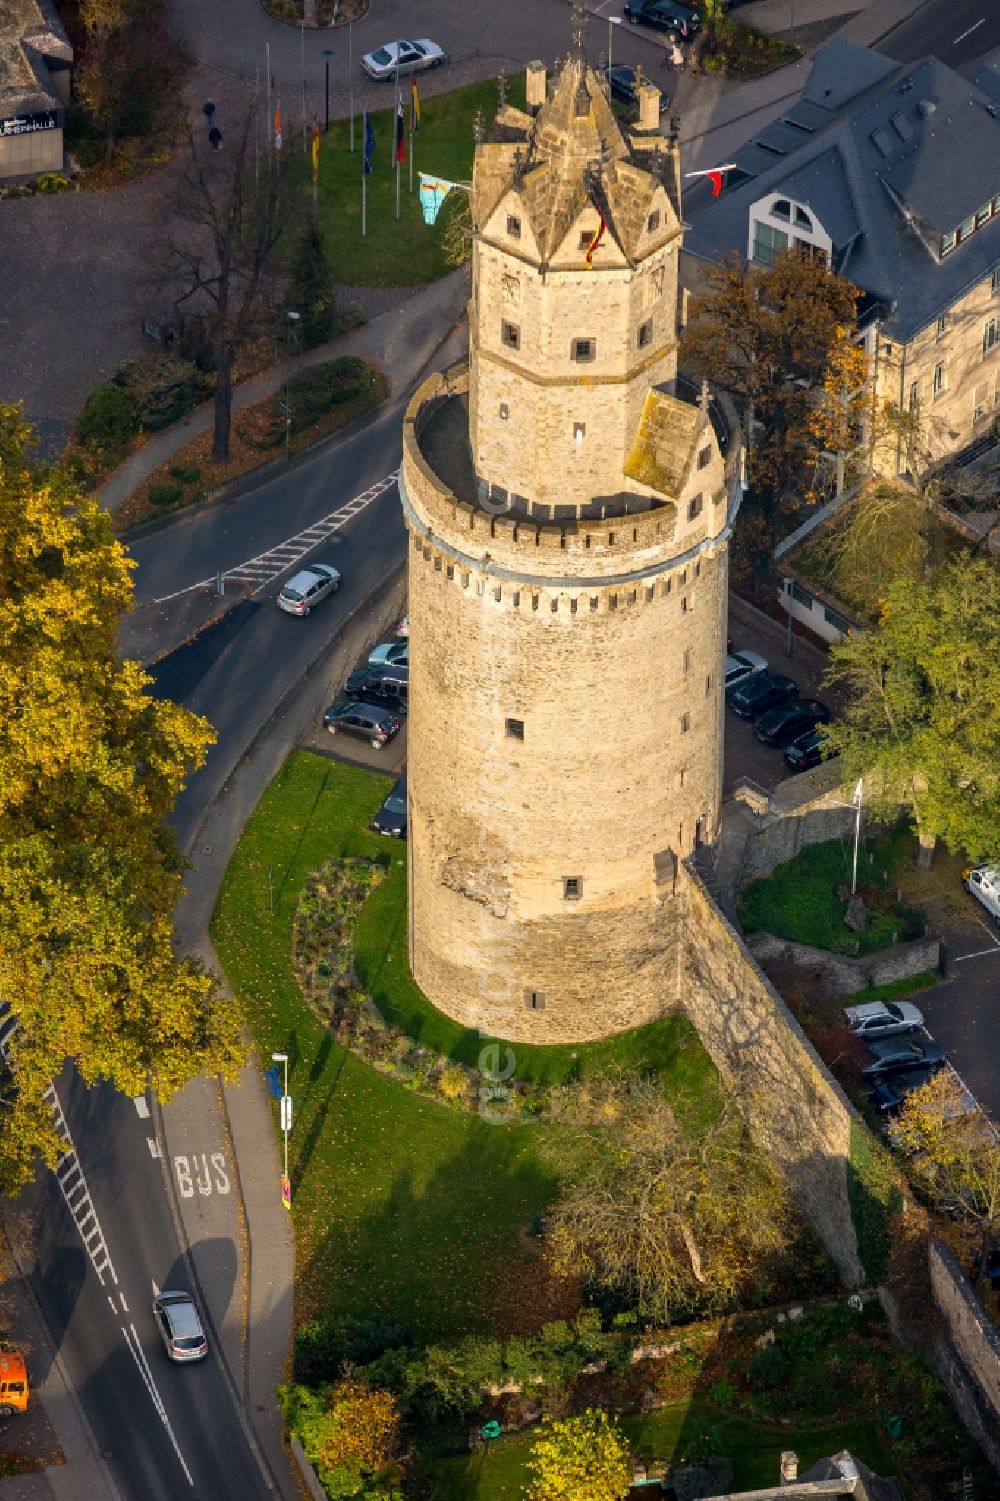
(680, 250), (859, 577)
(798, 482), (926, 620)
(76, 0), (187, 152)
(822, 556), (1000, 866)
(0, 405), (243, 1191)
(893, 1071), (1000, 1273)
(317, 1379), (402, 1475)
(289, 213), (336, 349)
(542, 1072), (789, 1319)
(161, 116), (287, 464)
(526, 1410), (632, 1501)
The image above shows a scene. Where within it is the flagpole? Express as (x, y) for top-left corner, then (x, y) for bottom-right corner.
(349, 22), (355, 152)
(301, 22), (307, 155)
(409, 102), (414, 196)
(362, 110), (367, 238)
(266, 43), (271, 158)
(395, 67), (401, 222)
(254, 67), (260, 188)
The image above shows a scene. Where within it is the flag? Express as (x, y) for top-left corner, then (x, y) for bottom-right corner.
(274, 101), (282, 153)
(363, 113), (375, 174)
(419, 173), (458, 226)
(311, 120), (320, 183)
(708, 168), (724, 197)
(410, 77), (421, 132)
(584, 200), (607, 266)
(395, 100), (405, 165)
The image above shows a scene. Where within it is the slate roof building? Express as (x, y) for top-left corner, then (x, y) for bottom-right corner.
(0, 0), (72, 181)
(683, 37), (1000, 474)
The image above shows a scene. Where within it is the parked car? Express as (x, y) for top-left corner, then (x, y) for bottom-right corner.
(724, 649), (768, 693)
(323, 700), (401, 749)
(863, 1038), (946, 1079)
(624, 0), (700, 38)
(870, 1067), (937, 1114)
(844, 999), (925, 1040)
(603, 66), (669, 112)
(0, 1352), (29, 1416)
(368, 640), (409, 670)
(372, 776), (407, 838)
(728, 672), (799, 721)
(277, 563), (340, 616)
(783, 726), (840, 773)
(344, 664), (408, 714)
(361, 39), (447, 81)
(964, 865), (1000, 921)
(755, 697), (830, 747)
(153, 1291), (208, 1363)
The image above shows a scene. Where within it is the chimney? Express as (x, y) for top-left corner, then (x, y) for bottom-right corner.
(636, 82), (661, 133)
(526, 61), (546, 112)
(780, 1451), (799, 1485)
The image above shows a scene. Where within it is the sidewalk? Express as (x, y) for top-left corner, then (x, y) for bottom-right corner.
(100, 266), (470, 514)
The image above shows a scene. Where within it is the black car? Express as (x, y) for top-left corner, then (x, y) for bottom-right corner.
(756, 698), (830, 747)
(863, 1038), (946, 1079)
(323, 700), (401, 749)
(345, 664), (408, 713)
(783, 726), (839, 773)
(870, 1067), (936, 1114)
(604, 66), (669, 112)
(728, 672), (799, 721)
(625, 0), (700, 37)
(372, 776), (407, 838)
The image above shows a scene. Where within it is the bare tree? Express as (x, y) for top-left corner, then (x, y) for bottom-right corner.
(161, 111), (288, 464)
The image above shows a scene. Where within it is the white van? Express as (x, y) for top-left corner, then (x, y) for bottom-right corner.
(965, 866), (1000, 921)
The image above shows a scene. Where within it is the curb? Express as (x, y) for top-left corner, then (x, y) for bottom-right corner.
(254, 0), (370, 32)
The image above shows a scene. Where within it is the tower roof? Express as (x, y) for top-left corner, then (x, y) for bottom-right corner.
(473, 7), (680, 267)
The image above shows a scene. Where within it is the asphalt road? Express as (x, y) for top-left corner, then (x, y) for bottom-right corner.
(25, 1070), (272, 1501)
(876, 0), (1000, 70)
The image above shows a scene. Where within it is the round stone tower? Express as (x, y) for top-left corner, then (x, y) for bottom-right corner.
(399, 10), (743, 1044)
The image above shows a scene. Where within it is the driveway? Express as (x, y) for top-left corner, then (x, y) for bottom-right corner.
(912, 895), (1000, 1122)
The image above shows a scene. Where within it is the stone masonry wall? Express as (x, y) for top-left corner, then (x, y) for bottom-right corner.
(745, 933), (941, 998)
(928, 1239), (1000, 1471)
(739, 765), (860, 885)
(681, 864), (864, 1287)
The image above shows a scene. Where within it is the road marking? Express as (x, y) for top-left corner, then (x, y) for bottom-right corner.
(134, 1095), (150, 1119)
(173, 1151), (231, 1199)
(149, 469), (400, 604)
(43, 1082), (118, 1288)
(954, 18), (984, 43)
(120, 1292), (129, 1313)
(953, 946), (1000, 962)
(147, 1136), (161, 1159)
(122, 1321), (194, 1487)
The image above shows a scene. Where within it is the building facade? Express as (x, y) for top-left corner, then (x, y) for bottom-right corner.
(682, 37), (1000, 476)
(0, 0), (72, 181)
(399, 10), (743, 1044)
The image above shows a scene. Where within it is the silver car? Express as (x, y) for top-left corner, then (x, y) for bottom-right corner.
(361, 39), (447, 82)
(153, 1291), (208, 1362)
(277, 563), (341, 616)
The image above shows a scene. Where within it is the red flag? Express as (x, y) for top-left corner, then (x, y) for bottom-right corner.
(395, 101), (405, 164)
(708, 169), (724, 197)
(585, 201), (607, 266)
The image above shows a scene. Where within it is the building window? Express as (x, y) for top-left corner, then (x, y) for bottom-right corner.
(573, 421), (586, 443)
(960, 215), (976, 241)
(977, 201), (993, 229)
(501, 320), (520, 349)
(499, 402), (509, 420)
(909, 379), (920, 410)
(579, 229), (595, 250)
(505, 717), (524, 740)
(824, 606), (852, 633)
(933, 361), (945, 397)
(563, 877), (581, 900)
(993, 270), (1000, 296)
(637, 318), (653, 349)
(678, 767), (687, 789)
(647, 209), (660, 233)
(936, 313), (946, 338)
(680, 712), (690, 733)
(985, 318), (1000, 356)
(941, 230), (957, 257)
(794, 206), (813, 229)
(771, 199), (791, 221)
(683, 647), (691, 675)
(571, 338), (595, 362)
(688, 494), (703, 522)
(752, 220), (789, 265)
(790, 581), (813, 608)
(697, 445), (711, 470)
(507, 214), (521, 238)
(705, 674), (713, 696)
(524, 990), (545, 1011)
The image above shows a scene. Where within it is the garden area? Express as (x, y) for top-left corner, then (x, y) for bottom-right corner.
(738, 825), (926, 956)
(695, 17), (797, 79)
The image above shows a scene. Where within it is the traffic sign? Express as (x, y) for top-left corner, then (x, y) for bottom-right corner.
(481, 1421), (501, 1441)
(280, 1095), (294, 1132)
(265, 1066), (282, 1099)
(280, 1174), (292, 1210)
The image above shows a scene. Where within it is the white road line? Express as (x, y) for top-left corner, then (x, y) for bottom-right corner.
(954, 18), (984, 43)
(120, 1292), (129, 1313)
(45, 1082), (117, 1287)
(953, 946), (1000, 962)
(122, 1322), (194, 1487)
(147, 1136), (161, 1159)
(134, 1096), (150, 1119)
(148, 468), (400, 604)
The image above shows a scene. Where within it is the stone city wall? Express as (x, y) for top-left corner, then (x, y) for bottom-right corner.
(928, 1239), (1000, 1471)
(739, 765), (860, 885)
(745, 932), (941, 998)
(681, 864), (864, 1287)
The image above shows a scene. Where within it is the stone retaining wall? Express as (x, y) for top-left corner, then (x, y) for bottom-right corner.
(745, 932), (941, 997)
(928, 1239), (1000, 1471)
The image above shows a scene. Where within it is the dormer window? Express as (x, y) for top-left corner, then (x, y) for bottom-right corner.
(507, 214), (522, 239)
(941, 230), (957, 256)
(794, 206), (813, 229)
(772, 199), (791, 221)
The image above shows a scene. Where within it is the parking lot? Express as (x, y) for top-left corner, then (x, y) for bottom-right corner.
(909, 904), (1000, 1122)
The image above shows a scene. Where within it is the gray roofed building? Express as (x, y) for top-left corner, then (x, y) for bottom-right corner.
(1, 0), (73, 181)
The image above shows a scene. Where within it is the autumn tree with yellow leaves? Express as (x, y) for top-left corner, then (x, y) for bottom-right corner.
(0, 405), (242, 1192)
(526, 1410), (632, 1501)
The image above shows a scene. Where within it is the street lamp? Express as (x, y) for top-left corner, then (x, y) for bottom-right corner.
(271, 1051), (292, 1208)
(284, 310), (301, 453)
(608, 15), (621, 71)
(323, 47), (333, 132)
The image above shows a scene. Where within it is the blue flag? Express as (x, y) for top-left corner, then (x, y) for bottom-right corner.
(364, 114), (375, 175)
(419, 173), (458, 226)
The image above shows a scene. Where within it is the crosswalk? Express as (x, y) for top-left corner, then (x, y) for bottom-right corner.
(150, 468), (400, 604)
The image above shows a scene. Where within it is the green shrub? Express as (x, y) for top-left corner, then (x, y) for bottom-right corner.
(118, 356), (197, 432)
(848, 1120), (902, 1284)
(170, 463), (201, 485)
(294, 1313), (411, 1385)
(747, 1343), (789, 1390)
(147, 480), (183, 508)
(36, 172), (70, 194)
(75, 381), (141, 454)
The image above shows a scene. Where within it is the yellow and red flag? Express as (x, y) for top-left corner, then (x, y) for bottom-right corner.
(274, 101), (283, 153)
(411, 77), (421, 132)
(311, 120), (320, 183)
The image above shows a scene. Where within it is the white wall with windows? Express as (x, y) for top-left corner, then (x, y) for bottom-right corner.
(748, 194), (833, 266)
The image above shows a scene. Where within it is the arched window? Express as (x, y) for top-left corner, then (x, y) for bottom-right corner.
(795, 206), (813, 229)
(771, 199), (791, 221)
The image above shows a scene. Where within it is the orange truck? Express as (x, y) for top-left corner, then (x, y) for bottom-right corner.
(0, 1352), (29, 1416)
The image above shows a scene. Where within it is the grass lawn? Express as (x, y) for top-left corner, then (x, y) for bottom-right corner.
(426, 1406), (900, 1500)
(285, 76), (525, 285)
(211, 752), (721, 1335)
(739, 828), (925, 956)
